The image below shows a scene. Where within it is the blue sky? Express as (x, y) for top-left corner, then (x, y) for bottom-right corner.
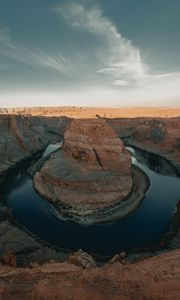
(0, 0), (180, 107)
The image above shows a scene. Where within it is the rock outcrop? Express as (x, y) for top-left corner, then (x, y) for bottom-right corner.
(63, 119), (132, 173)
(0, 249), (179, 300)
(68, 249), (96, 269)
(0, 114), (71, 182)
(34, 119), (148, 223)
(108, 117), (180, 173)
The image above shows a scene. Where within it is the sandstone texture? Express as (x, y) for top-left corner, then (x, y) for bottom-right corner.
(0, 249), (179, 300)
(33, 119), (149, 223)
(0, 114), (70, 181)
(0, 114), (72, 267)
(108, 117), (180, 173)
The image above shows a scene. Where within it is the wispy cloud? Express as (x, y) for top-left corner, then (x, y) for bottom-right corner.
(0, 28), (67, 72)
(55, 2), (146, 85)
(55, 1), (180, 93)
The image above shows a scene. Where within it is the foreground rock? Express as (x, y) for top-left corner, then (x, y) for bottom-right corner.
(68, 249), (96, 269)
(34, 119), (148, 223)
(0, 249), (179, 300)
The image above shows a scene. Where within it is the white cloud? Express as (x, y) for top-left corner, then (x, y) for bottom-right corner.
(55, 1), (180, 100)
(56, 2), (146, 84)
(0, 28), (67, 72)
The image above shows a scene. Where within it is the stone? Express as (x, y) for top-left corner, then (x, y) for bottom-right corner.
(108, 254), (121, 264)
(108, 251), (127, 264)
(68, 249), (96, 269)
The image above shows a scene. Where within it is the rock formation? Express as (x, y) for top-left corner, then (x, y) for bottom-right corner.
(0, 108), (180, 299)
(63, 119), (132, 173)
(34, 119), (148, 223)
(68, 249), (96, 269)
(0, 249), (179, 300)
(0, 114), (71, 182)
(108, 117), (180, 173)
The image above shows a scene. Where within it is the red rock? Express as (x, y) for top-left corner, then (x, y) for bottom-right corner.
(34, 119), (134, 223)
(63, 119), (132, 174)
(0, 250), (179, 300)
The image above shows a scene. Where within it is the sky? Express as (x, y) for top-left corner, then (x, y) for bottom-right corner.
(0, 0), (180, 107)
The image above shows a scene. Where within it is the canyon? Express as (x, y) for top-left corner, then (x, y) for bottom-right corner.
(0, 107), (180, 299)
(33, 119), (148, 223)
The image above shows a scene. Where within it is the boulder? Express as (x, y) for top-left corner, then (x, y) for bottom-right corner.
(68, 249), (96, 269)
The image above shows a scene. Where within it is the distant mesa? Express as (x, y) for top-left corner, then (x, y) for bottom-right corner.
(34, 119), (148, 223)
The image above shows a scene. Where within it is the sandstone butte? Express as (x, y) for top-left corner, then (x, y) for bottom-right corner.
(34, 119), (148, 223)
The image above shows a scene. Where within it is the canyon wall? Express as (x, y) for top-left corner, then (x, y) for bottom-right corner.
(0, 114), (71, 180)
(108, 117), (180, 173)
(0, 108), (179, 178)
(0, 113), (71, 265)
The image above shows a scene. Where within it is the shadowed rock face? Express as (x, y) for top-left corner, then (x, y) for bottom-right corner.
(108, 117), (180, 173)
(0, 114), (71, 180)
(34, 119), (134, 223)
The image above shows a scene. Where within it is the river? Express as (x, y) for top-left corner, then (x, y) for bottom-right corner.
(1, 144), (180, 255)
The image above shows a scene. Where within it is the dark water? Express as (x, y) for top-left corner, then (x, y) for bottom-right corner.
(1, 145), (180, 255)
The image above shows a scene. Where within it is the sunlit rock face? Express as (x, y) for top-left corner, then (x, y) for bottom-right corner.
(63, 119), (132, 174)
(34, 119), (134, 223)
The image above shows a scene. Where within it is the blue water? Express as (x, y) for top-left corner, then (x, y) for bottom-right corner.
(1, 146), (180, 255)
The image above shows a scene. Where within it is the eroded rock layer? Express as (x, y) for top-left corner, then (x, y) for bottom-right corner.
(0, 114), (71, 181)
(33, 119), (149, 223)
(0, 249), (180, 300)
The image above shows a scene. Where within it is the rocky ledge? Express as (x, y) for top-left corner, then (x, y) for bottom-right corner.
(0, 249), (179, 300)
(34, 119), (149, 223)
